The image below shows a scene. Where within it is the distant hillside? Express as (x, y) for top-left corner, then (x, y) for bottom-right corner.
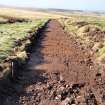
(0, 5), (105, 15)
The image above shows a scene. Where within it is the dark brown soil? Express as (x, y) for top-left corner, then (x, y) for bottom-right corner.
(1, 20), (105, 105)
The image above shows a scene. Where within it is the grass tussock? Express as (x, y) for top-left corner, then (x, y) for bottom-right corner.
(0, 19), (47, 62)
(59, 14), (105, 65)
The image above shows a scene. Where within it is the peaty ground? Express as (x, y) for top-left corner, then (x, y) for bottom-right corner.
(2, 20), (105, 105)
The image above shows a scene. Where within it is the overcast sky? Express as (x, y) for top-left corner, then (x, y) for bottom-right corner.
(0, 0), (104, 11)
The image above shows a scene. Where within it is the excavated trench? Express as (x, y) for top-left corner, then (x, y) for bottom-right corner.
(1, 20), (105, 105)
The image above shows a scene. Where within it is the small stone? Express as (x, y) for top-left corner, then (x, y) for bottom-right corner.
(66, 85), (69, 88)
(61, 89), (68, 100)
(60, 97), (70, 105)
(47, 83), (53, 90)
(55, 95), (61, 100)
(37, 82), (42, 85)
(77, 96), (82, 99)
(50, 90), (57, 99)
(60, 75), (65, 83)
(60, 86), (65, 91)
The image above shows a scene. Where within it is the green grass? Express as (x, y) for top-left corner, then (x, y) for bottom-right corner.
(59, 14), (105, 41)
(97, 47), (105, 57)
(0, 19), (47, 61)
(91, 20), (105, 27)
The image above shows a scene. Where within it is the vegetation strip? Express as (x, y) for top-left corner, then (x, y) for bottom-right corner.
(0, 19), (49, 80)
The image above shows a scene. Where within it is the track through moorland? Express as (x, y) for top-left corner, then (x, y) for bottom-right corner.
(2, 20), (105, 105)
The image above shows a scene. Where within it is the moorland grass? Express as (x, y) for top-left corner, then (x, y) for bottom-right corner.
(0, 19), (47, 61)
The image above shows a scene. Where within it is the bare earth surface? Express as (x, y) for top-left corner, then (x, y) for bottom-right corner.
(2, 20), (105, 105)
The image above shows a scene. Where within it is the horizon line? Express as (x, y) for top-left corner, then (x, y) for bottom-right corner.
(0, 4), (105, 13)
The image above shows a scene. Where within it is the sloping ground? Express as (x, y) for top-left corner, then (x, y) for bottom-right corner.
(1, 20), (105, 105)
(0, 8), (66, 19)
